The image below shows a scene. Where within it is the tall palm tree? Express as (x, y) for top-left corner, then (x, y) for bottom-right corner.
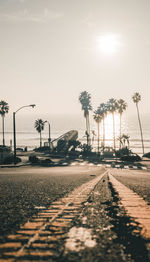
(34, 119), (45, 147)
(0, 100), (9, 146)
(132, 92), (144, 155)
(93, 110), (102, 152)
(117, 99), (127, 148)
(107, 98), (118, 149)
(79, 91), (92, 146)
(97, 103), (107, 148)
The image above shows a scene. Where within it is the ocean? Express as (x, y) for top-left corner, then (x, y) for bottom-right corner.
(1, 113), (150, 156)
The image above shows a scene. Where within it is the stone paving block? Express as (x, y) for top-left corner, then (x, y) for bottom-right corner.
(17, 230), (37, 235)
(30, 218), (47, 222)
(38, 230), (51, 236)
(3, 250), (27, 257)
(8, 234), (29, 241)
(20, 221), (43, 229)
(34, 236), (48, 241)
(27, 250), (56, 257)
(52, 221), (70, 227)
(38, 213), (53, 217)
(0, 242), (22, 249)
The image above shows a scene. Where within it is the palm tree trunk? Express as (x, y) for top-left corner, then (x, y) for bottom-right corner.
(112, 112), (116, 149)
(98, 122), (100, 152)
(85, 111), (90, 146)
(40, 131), (42, 147)
(119, 113), (122, 149)
(103, 118), (105, 148)
(136, 103), (144, 155)
(87, 112), (90, 146)
(85, 114), (89, 145)
(2, 115), (5, 146)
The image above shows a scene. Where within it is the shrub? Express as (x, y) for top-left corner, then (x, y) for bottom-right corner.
(29, 155), (39, 163)
(115, 147), (131, 158)
(40, 158), (53, 166)
(0, 145), (11, 153)
(68, 140), (81, 151)
(3, 155), (21, 164)
(34, 146), (50, 152)
(80, 144), (92, 156)
(120, 154), (141, 162)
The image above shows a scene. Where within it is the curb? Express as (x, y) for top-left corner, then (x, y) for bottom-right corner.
(0, 163), (31, 168)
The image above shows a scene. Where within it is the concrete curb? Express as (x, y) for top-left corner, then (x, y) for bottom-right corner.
(0, 163), (31, 168)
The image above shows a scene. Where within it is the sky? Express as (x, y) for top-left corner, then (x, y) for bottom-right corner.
(0, 0), (150, 117)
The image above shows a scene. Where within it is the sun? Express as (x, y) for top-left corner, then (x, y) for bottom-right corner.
(98, 34), (120, 54)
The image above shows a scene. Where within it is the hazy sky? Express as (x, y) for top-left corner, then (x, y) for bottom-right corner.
(1, 0), (150, 116)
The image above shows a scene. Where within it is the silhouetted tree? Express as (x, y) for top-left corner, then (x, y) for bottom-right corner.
(0, 100), (9, 146)
(118, 134), (130, 148)
(97, 103), (107, 148)
(79, 91), (92, 146)
(107, 98), (118, 149)
(34, 119), (45, 147)
(117, 99), (127, 148)
(132, 92), (144, 155)
(93, 111), (102, 152)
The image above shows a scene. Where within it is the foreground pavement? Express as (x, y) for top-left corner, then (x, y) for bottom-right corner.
(0, 165), (150, 261)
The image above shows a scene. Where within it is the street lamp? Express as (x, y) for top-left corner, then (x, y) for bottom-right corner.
(13, 104), (36, 164)
(44, 120), (51, 147)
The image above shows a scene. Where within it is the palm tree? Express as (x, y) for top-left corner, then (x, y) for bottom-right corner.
(97, 103), (107, 148)
(34, 119), (45, 147)
(117, 99), (127, 148)
(0, 100), (9, 146)
(122, 134), (130, 148)
(93, 111), (102, 152)
(107, 98), (118, 149)
(132, 92), (144, 155)
(79, 91), (92, 146)
(118, 134), (130, 148)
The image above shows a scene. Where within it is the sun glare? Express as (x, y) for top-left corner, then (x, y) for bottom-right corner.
(98, 34), (120, 54)
(92, 113), (121, 148)
(104, 114), (120, 144)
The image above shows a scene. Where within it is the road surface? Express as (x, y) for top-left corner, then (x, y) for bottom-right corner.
(0, 163), (150, 261)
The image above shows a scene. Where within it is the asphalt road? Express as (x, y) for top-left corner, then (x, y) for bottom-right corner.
(0, 165), (105, 240)
(0, 165), (150, 261)
(112, 169), (150, 204)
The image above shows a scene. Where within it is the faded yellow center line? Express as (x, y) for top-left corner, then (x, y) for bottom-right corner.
(109, 170), (150, 240)
(0, 170), (107, 261)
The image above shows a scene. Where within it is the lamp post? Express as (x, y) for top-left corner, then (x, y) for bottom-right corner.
(13, 104), (36, 164)
(44, 120), (51, 147)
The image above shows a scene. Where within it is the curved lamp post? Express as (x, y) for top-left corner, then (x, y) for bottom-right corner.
(44, 120), (51, 147)
(13, 104), (36, 164)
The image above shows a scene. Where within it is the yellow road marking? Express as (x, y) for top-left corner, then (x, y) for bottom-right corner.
(109, 171), (150, 240)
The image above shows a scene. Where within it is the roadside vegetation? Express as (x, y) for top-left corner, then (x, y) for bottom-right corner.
(78, 91), (145, 162)
(0, 91), (146, 164)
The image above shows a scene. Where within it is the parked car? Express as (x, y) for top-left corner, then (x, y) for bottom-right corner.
(16, 147), (24, 152)
(120, 153), (141, 162)
(102, 147), (115, 158)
